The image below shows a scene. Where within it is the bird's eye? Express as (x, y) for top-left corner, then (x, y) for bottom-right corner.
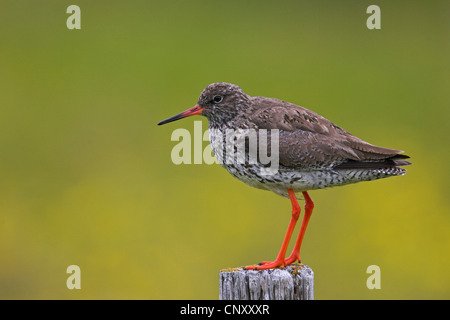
(213, 95), (223, 103)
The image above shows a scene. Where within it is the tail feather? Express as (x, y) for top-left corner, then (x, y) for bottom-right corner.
(334, 154), (411, 170)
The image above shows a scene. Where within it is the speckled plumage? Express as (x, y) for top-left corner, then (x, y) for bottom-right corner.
(199, 83), (411, 198)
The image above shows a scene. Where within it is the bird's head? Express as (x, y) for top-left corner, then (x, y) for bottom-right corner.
(158, 82), (249, 126)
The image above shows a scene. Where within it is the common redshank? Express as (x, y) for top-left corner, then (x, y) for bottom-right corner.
(158, 82), (411, 270)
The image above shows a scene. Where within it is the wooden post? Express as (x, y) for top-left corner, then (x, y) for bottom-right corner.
(219, 263), (314, 300)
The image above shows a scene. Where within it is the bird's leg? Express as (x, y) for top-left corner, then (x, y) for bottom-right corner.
(244, 189), (300, 270)
(284, 191), (314, 265)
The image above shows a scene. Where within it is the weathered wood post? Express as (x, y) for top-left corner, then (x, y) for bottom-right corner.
(219, 263), (314, 300)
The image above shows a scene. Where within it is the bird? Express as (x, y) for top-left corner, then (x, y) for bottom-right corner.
(157, 82), (411, 270)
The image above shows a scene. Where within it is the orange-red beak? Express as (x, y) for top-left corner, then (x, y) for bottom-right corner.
(158, 105), (204, 125)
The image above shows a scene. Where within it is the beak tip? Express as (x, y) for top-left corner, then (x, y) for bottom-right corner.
(157, 105), (204, 127)
(157, 119), (170, 126)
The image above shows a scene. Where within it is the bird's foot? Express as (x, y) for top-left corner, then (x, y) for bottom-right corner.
(243, 261), (290, 271)
(243, 255), (300, 271)
(243, 259), (284, 270)
(284, 252), (301, 266)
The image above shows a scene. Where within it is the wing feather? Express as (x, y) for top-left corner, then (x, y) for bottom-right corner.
(248, 97), (410, 169)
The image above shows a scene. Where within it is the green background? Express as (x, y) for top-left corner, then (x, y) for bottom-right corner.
(0, 0), (448, 299)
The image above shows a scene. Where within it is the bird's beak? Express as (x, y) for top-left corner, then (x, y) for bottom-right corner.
(158, 105), (204, 125)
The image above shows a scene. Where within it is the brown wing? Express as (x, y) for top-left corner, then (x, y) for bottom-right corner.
(249, 97), (411, 169)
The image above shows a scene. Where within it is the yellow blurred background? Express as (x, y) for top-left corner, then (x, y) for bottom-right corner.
(0, 0), (448, 299)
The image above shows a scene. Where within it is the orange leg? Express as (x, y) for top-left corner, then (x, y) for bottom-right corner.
(244, 189), (301, 270)
(284, 191), (314, 265)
